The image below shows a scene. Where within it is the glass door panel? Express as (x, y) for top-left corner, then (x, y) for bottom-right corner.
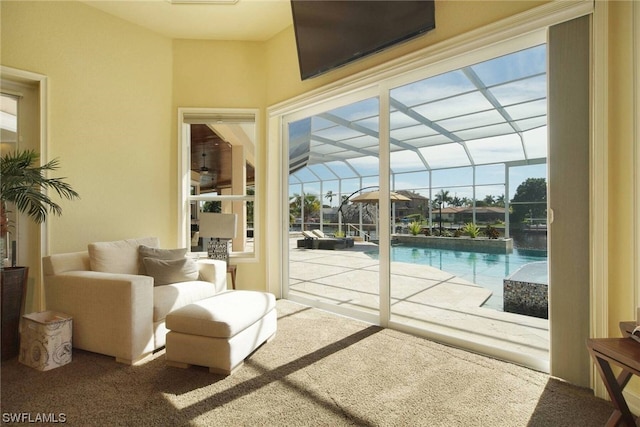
(387, 45), (549, 366)
(287, 97), (380, 321)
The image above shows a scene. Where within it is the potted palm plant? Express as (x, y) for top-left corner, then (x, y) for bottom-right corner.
(1, 149), (79, 359)
(1, 149), (80, 259)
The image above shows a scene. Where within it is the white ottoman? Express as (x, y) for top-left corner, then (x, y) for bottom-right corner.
(165, 290), (277, 375)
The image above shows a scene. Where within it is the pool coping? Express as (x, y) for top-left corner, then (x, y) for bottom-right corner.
(393, 234), (514, 253)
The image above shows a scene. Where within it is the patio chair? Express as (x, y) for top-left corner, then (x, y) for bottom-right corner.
(298, 230), (352, 250)
(312, 229), (355, 248)
(311, 229), (333, 238)
(296, 230), (344, 250)
(302, 230), (318, 239)
(296, 230), (316, 249)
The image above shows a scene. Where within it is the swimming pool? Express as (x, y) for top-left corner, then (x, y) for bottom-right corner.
(367, 245), (548, 311)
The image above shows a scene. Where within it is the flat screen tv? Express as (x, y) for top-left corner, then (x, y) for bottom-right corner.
(291, 0), (436, 80)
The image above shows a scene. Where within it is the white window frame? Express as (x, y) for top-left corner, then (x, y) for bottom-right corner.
(1, 66), (48, 311)
(178, 107), (259, 261)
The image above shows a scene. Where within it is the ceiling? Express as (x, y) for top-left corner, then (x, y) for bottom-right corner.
(191, 124), (255, 192)
(81, 0), (293, 41)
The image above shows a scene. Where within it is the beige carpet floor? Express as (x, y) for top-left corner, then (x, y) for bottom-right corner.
(1, 299), (613, 426)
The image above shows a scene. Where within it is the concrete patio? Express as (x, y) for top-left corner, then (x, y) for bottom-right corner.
(288, 237), (550, 371)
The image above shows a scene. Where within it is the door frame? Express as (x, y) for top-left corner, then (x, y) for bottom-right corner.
(1, 66), (49, 311)
(269, 0), (603, 383)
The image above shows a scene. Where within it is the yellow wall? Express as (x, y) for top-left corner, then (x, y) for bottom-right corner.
(1, 1), (174, 258)
(173, 39), (267, 108)
(1, 1), (173, 309)
(605, 0), (638, 401)
(608, 2), (636, 328)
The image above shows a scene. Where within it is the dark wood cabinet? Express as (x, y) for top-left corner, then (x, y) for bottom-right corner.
(1, 267), (28, 360)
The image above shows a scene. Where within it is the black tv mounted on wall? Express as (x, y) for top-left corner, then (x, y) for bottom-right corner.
(291, 0), (436, 80)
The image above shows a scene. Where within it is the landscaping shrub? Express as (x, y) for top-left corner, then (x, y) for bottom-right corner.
(408, 221), (422, 236)
(484, 224), (500, 239)
(462, 222), (480, 238)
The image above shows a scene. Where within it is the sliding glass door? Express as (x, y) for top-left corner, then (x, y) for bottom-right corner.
(386, 45), (550, 369)
(287, 96), (381, 322)
(282, 29), (558, 373)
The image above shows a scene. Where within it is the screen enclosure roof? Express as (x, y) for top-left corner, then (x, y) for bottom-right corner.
(289, 44), (547, 184)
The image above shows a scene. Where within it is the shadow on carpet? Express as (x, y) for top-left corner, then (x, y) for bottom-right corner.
(1, 300), (613, 426)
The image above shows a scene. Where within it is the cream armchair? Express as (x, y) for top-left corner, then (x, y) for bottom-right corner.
(42, 237), (227, 365)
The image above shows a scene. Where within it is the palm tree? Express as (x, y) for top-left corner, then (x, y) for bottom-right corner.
(289, 193), (322, 227)
(434, 189), (452, 208)
(451, 196), (464, 207)
(302, 194), (321, 223)
(1, 150), (80, 234)
(433, 190), (452, 233)
(289, 193), (302, 224)
(325, 190), (335, 206)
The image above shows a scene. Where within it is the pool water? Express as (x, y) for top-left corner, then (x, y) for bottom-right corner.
(367, 245), (548, 311)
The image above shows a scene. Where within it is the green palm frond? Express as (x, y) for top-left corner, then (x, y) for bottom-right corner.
(1, 150), (80, 224)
